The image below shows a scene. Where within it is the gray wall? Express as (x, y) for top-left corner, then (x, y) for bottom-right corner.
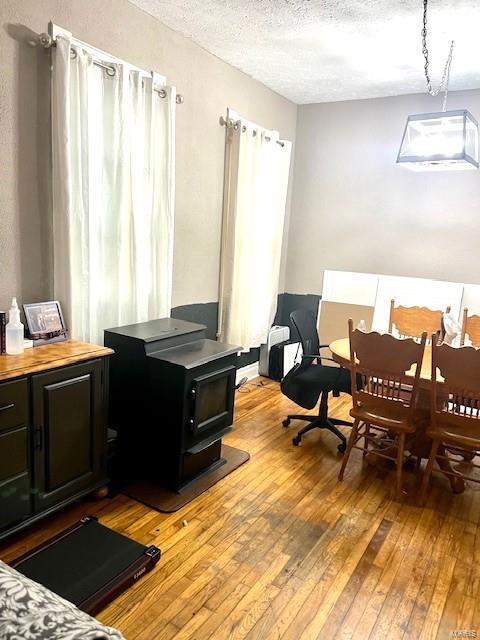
(0, 0), (297, 313)
(4, 0), (479, 333)
(286, 90), (480, 296)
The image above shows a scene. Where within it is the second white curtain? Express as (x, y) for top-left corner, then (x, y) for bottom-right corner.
(52, 35), (175, 344)
(218, 113), (292, 349)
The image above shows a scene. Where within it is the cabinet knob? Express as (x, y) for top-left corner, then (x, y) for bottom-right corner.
(190, 389), (196, 399)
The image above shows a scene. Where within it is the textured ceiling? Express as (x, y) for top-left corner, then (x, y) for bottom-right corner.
(128, 0), (480, 104)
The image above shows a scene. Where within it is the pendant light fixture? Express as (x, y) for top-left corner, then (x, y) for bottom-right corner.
(397, 0), (479, 171)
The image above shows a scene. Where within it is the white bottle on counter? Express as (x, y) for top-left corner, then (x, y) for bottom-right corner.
(6, 298), (24, 355)
(357, 319), (367, 332)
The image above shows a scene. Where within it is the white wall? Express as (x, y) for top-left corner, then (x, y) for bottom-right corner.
(0, 0), (297, 312)
(286, 89), (480, 296)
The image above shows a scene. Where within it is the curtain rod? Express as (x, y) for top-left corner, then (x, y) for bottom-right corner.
(219, 116), (285, 147)
(38, 31), (184, 104)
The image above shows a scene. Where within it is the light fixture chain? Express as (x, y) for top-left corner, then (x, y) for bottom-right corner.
(422, 0), (454, 108)
(441, 42), (453, 111)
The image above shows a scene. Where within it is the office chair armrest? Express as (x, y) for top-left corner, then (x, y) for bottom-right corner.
(301, 346), (332, 358)
(303, 343), (341, 366)
(301, 354), (340, 365)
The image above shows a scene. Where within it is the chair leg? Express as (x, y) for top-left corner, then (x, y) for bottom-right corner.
(293, 420), (323, 445)
(338, 419), (360, 481)
(363, 423), (370, 457)
(395, 432), (406, 501)
(329, 417), (354, 428)
(419, 439), (440, 506)
(287, 390), (352, 449)
(283, 414), (317, 427)
(325, 421), (347, 453)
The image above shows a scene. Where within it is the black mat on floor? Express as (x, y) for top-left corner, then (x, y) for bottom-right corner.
(10, 516), (160, 614)
(124, 444), (250, 513)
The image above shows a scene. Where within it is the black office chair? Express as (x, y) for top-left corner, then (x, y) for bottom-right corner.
(280, 309), (353, 452)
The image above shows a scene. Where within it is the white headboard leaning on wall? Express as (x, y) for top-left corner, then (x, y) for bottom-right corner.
(319, 269), (480, 347)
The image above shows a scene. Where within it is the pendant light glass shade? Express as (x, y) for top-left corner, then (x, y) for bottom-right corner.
(397, 109), (479, 171)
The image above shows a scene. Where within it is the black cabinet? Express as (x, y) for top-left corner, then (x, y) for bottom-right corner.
(0, 379), (31, 531)
(32, 360), (105, 512)
(0, 347), (110, 542)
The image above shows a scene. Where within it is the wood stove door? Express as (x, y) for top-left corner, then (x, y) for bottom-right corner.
(189, 366), (236, 436)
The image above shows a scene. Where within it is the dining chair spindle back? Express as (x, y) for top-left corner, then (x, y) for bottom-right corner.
(419, 337), (480, 503)
(388, 299), (444, 343)
(338, 319), (427, 500)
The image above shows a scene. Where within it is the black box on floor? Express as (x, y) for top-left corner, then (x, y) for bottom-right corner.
(268, 340), (302, 381)
(11, 516), (160, 615)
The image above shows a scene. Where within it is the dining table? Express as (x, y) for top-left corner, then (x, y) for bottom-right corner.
(329, 337), (466, 494)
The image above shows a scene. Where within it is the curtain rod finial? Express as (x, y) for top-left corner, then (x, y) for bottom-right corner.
(39, 32), (53, 48)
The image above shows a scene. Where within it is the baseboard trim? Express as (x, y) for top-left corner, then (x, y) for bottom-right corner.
(236, 361), (259, 384)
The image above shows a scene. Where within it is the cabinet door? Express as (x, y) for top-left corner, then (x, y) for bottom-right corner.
(0, 379), (32, 531)
(32, 359), (106, 512)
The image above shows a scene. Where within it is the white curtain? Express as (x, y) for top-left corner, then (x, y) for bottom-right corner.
(218, 112), (292, 349)
(52, 35), (175, 344)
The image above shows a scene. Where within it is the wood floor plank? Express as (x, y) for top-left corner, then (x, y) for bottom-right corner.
(365, 506), (439, 639)
(317, 517), (393, 638)
(402, 512), (460, 640)
(0, 379), (478, 639)
(343, 505), (428, 639)
(291, 514), (386, 640)
(277, 508), (383, 639)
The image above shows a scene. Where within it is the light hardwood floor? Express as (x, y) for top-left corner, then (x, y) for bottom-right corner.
(2, 378), (479, 639)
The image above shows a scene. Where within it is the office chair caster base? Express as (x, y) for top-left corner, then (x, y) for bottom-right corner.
(337, 442), (347, 454)
(292, 436), (302, 446)
(282, 418), (291, 428)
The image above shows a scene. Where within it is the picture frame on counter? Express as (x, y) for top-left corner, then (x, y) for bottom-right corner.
(23, 300), (68, 346)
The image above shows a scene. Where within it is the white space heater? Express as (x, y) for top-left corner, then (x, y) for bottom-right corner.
(259, 325), (293, 378)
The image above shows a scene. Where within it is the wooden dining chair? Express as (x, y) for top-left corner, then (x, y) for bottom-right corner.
(338, 319), (427, 500)
(419, 337), (480, 504)
(388, 299), (444, 343)
(460, 308), (480, 347)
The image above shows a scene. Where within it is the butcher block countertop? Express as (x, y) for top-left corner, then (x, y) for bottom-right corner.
(0, 340), (113, 382)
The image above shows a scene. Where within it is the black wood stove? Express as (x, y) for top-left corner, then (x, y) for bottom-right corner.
(104, 318), (239, 490)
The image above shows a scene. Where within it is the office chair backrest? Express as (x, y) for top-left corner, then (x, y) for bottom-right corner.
(290, 309), (320, 364)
